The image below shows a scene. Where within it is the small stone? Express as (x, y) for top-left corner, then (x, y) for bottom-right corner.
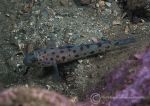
(69, 96), (78, 104)
(105, 2), (111, 7)
(99, 0), (105, 10)
(91, 37), (100, 43)
(125, 25), (129, 34)
(25, 84), (28, 88)
(60, 0), (69, 6)
(78, 60), (83, 63)
(68, 33), (73, 36)
(112, 20), (122, 25)
(46, 85), (51, 90)
(96, 3), (99, 8)
(16, 64), (21, 67)
(80, 0), (91, 5)
(99, 55), (103, 59)
(5, 13), (10, 17)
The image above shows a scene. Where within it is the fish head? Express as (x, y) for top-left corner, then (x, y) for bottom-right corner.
(23, 52), (39, 67)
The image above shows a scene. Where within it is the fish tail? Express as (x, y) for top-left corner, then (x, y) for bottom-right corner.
(112, 37), (136, 46)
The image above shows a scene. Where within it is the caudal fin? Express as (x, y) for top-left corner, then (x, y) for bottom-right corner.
(112, 37), (136, 46)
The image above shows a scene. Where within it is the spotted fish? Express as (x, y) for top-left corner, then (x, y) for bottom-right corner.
(23, 37), (135, 80)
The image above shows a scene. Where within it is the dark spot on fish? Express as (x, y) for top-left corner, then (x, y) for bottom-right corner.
(60, 50), (64, 53)
(69, 54), (71, 57)
(50, 48), (54, 49)
(83, 53), (86, 55)
(52, 52), (55, 55)
(90, 51), (95, 54)
(38, 51), (41, 55)
(86, 45), (90, 48)
(50, 58), (53, 61)
(45, 58), (48, 60)
(98, 49), (101, 52)
(106, 45), (110, 48)
(73, 50), (76, 53)
(62, 56), (66, 61)
(66, 45), (74, 48)
(56, 55), (59, 58)
(98, 43), (102, 47)
(75, 55), (79, 57)
(39, 59), (42, 61)
(80, 46), (84, 51)
(44, 50), (46, 54)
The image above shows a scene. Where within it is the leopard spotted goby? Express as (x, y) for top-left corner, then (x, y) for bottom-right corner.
(23, 37), (135, 80)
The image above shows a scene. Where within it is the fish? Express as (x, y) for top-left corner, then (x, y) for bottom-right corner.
(23, 37), (136, 80)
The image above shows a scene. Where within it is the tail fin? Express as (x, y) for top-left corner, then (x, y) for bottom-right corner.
(112, 37), (136, 46)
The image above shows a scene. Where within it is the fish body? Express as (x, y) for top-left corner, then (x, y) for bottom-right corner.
(23, 37), (135, 67)
(23, 37), (135, 80)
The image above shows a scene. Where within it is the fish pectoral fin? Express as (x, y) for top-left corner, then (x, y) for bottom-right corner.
(52, 64), (61, 81)
(23, 67), (30, 76)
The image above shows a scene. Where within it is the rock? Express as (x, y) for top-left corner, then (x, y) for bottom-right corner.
(74, 0), (91, 5)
